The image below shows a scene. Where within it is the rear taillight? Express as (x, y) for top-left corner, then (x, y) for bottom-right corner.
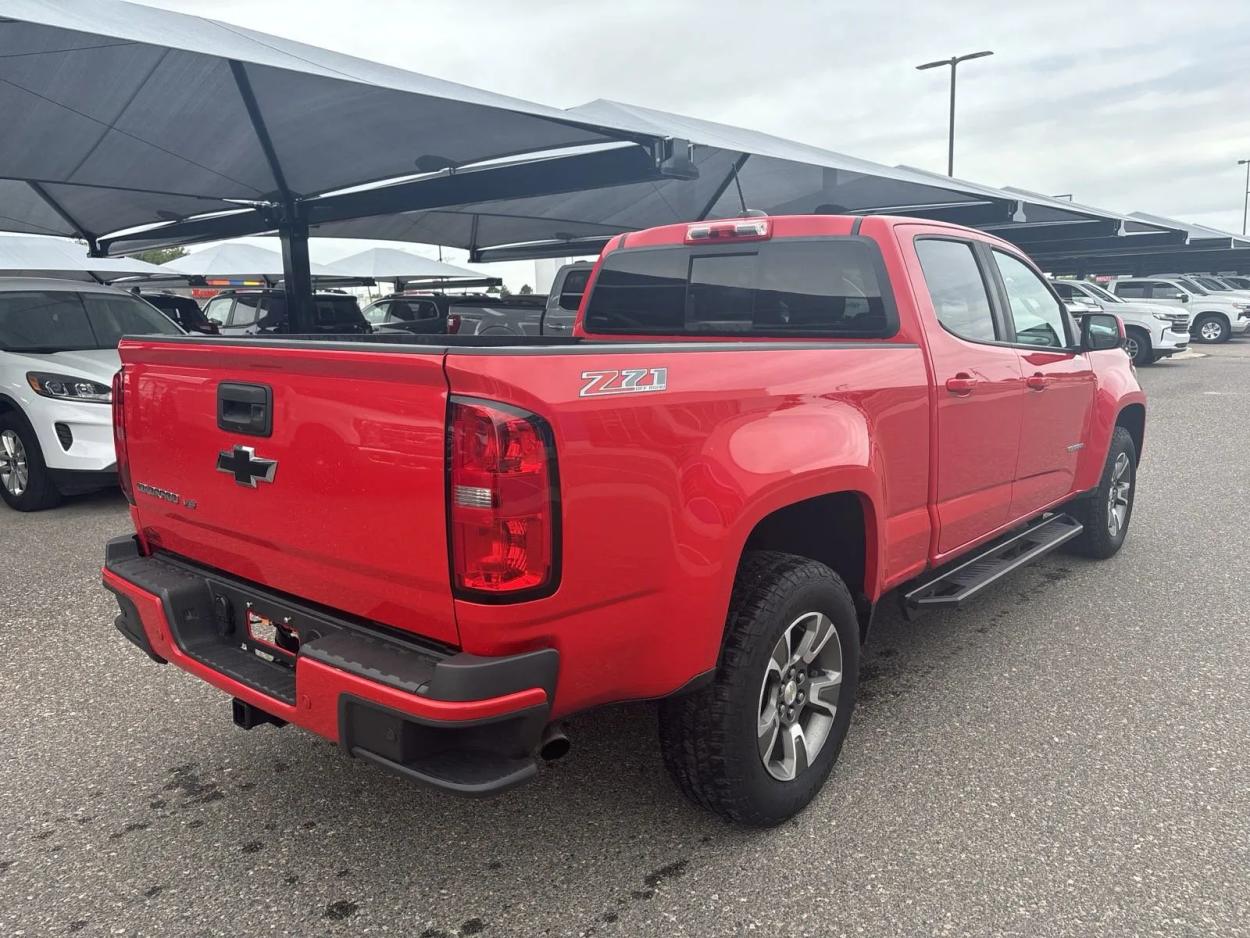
(685, 218), (770, 243)
(111, 370), (134, 505)
(448, 398), (558, 599)
(446, 314), (462, 335)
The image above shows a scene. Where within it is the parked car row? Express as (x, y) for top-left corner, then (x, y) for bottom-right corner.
(1051, 273), (1250, 362)
(2, 256), (1248, 512)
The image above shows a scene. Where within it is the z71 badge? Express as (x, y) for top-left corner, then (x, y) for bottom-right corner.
(579, 367), (668, 398)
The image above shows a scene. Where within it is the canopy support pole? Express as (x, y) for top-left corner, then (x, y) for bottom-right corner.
(276, 207), (314, 333)
(231, 60), (314, 332)
(697, 154), (751, 221)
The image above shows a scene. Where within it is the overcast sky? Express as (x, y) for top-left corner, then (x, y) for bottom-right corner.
(136, 0), (1250, 287)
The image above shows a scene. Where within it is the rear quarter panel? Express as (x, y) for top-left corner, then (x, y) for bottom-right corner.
(446, 343), (930, 715)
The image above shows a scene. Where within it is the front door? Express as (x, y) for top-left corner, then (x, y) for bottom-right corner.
(908, 234), (1026, 558)
(987, 249), (1096, 518)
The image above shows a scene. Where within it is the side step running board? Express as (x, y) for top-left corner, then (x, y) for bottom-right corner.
(903, 513), (1083, 617)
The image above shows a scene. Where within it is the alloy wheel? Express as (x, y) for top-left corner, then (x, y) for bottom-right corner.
(757, 611), (843, 782)
(1106, 451), (1132, 538)
(0, 429), (29, 497)
(1124, 335), (1140, 360)
(1199, 319), (1223, 342)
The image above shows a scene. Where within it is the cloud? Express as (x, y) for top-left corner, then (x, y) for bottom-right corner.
(134, 0), (1250, 283)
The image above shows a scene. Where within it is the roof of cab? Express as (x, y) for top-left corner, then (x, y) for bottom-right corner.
(0, 276), (131, 293)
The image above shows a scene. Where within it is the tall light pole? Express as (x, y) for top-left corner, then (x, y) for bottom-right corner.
(1239, 158), (1250, 236)
(916, 50), (994, 177)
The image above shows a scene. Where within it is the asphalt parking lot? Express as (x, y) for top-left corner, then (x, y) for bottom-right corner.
(1, 344), (1247, 938)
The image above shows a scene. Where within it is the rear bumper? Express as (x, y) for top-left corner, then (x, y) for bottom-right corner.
(102, 535), (558, 796)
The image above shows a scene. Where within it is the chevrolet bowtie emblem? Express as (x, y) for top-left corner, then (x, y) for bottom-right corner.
(216, 445), (277, 488)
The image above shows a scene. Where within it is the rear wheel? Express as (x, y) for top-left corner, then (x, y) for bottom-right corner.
(658, 551), (859, 826)
(0, 413), (61, 512)
(1123, 328), (1152, 365)
(1193, 313), (1229, 344)
(1066, 426), (1135, 559)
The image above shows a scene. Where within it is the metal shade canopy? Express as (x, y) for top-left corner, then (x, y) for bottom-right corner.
(305, 99), (1034, 260)
(0, 0), (689, 327)
(294, 102), (1196, 264)
(0, 234), (172, 281)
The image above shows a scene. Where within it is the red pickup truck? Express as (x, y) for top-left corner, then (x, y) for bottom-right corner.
(103, 214), (1145, 826)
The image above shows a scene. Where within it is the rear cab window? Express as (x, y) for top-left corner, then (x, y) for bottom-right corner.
(582, 238), (896, 338)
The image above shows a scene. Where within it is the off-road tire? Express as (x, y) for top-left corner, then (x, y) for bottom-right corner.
(658, 551), (859, 826)
(1066, 426), (1136, 559)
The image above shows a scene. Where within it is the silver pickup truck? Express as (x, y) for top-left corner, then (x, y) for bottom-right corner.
(451, 262), (592, 336)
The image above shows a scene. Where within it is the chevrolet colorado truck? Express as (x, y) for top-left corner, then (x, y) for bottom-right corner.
(102, 214), (1145, 826)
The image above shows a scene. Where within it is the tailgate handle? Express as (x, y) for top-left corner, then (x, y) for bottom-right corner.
(217, 382), (272, 437)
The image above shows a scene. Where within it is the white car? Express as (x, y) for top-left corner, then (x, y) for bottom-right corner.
(1107, 277), (1250, 344)
(1050, 279), (1189, 364)
(0, 278), (183, 510)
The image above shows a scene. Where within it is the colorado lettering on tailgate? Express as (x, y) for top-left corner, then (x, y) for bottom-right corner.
(578, 367), (668, 397)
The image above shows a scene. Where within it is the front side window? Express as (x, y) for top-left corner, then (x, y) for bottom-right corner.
(203, 296), (233, 324)
(363, 301), (390, 324)
(1174, 278), (1207, 295)
(992, 250), (1068, 348)
(914, 239), (997, 342)
(230, 294), (265, 327)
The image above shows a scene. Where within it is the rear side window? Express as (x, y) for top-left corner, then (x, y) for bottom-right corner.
(557, 268), (591, 311)
(914, 239), (997, 342)
(583, 239), (895, 337)
(1113, 282), (1148, 298)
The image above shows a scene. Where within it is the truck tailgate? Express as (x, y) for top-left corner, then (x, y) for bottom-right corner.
(117, 339), (457, 645)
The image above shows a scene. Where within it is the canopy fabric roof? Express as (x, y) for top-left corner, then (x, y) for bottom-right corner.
(319, 247), (482, 281)
(1126, 213), (1250, 249)
(0, 234), (171, 281)
(161, 243), (336, 279)
(0, 0), (667, 248)
(307, 99), (1023, 256)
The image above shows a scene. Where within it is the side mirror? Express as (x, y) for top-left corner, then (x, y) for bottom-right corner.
(1178, 294), (1189, 303)
(209, 318), (223, 326)
(1081, 312), (1124, 352)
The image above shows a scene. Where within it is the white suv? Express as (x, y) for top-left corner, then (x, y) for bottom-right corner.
(1050, 279), (1189, 364)
(0, 278), (183, 510)
(1108, 277), (1250, 344)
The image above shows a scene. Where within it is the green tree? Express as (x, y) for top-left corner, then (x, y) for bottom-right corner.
(518, 284), (534, 295)
(499, 284), (512, 298)
(130, 246), (187, 265)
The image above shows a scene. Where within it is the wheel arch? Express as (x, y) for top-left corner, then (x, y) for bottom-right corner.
(1116, 402), (1146, 464)
(739, 489), (879, 642)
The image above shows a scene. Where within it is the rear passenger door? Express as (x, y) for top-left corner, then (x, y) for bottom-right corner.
(910, 235), (1026, 558)
(987, 250), (1095, 519)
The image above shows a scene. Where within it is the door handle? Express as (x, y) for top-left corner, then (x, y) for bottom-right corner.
(217, 382), (273, 437)
(1026, 373), (1050, 391)
(945, 373), (979, 394)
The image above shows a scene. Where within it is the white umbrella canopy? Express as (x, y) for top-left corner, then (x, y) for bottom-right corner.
(0, 235), (172, 281)
(162, 243), (337, 280)
(320, 248), (482, 281)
